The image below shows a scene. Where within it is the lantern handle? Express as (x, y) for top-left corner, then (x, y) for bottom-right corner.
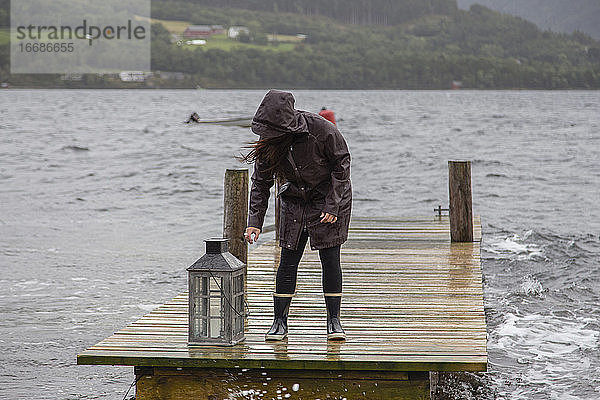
(207, 267), (250, 318)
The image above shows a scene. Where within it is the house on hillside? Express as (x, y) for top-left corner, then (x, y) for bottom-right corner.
(228, 26), (250, 39)
(120, 71), (153, 82)
(211, 25), (225, 35)
(183, 25), (213, 39)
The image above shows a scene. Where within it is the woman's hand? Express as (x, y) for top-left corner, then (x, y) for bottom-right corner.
(320, 212), (338, 224)
(245, 227), (261, 244)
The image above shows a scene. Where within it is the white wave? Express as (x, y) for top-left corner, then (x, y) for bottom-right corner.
(551, 392), (587, 400)
(484, 234), (544, 260)
(520, 275), (544, 297)
(495, 313), (598, 351)
(522, 230), (533, 240)
(17, 279), (41, 286)
(491, 312), (599, 399)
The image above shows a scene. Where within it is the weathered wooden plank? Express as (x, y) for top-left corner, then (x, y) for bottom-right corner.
(127, 323), (486, 331)
(78, 351), (487, 372)
(87, 347), (488, 358)
(93, 333), (488, 344)
(103, 346), (479, 359)
(88, 340), (488, 350)
(88, 338), (489, 349)
(102, 332), (487, 343)
(80, 351), (489, 362)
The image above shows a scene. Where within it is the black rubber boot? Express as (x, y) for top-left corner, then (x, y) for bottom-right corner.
(325, 295), (346, 340)
(265, 295), (292, 341)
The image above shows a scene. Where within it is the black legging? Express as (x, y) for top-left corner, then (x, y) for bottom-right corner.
(276, 229), (342, 294)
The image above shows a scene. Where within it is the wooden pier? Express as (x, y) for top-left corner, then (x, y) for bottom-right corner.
(78, 215), (485, 399)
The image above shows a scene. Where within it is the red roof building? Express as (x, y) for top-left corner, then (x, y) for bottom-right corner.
(183, 25), (213, 39)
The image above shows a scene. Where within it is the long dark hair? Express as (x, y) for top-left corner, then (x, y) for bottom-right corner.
(239, 134), (295, 176)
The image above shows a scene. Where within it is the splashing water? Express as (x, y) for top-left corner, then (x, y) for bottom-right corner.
(485, 234), (544, 260)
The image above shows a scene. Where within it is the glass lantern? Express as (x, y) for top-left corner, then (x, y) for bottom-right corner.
(187, 238), (246, 346)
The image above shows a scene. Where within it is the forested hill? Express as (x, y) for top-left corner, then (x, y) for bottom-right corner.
(148, 1), (600, 89)
(172, 0), (459, 26)
(1, 0), (599, 89)
(457, 0), (600, 39)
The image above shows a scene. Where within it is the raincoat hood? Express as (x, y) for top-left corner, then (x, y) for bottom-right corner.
(251, 90), (309, 138)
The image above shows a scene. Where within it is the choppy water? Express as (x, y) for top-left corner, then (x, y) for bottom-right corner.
(0, 90), (599, 399)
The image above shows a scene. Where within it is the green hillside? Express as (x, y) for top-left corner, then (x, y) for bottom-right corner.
(152, 0), (459, 26)
(457, 0), (600, 40)
(1, 0), (599, 88)
(147, 1), (600, 89)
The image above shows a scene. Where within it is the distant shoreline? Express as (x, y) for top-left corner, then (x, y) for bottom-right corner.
(3, 86), (600, 91)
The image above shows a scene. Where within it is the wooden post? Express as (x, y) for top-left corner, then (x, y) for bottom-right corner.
(223, 169), (249, 266)
(430, 371), (440, 400)
(448, 161), (473, 242)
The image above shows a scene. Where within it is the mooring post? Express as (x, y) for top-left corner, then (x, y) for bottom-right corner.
(429, 371), (440, 400)
(223, 169), (249, 267)
(448, 161), (473, 242)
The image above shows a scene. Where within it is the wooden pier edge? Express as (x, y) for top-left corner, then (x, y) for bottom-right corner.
(77, 352), (486, 372)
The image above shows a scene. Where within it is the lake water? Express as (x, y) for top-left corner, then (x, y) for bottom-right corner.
(0, 89), (599, 399)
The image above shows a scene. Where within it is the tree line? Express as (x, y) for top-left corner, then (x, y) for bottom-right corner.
(150, 24), (599, 89)
(167, 0), (458, 26)
(148, 2), (600, 89)
(1, 0), (599, 88)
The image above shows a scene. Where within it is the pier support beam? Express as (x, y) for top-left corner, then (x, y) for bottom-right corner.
(430, 371), (440, 399)
(448, 161), (473, 242)
(223, 169), (249, 266)
(134, 367), (429, 400)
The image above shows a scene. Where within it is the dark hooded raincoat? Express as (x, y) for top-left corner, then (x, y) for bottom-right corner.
(247, 90), (352, 251)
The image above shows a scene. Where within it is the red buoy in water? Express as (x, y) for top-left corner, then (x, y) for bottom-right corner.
(319, 107), (336, 125)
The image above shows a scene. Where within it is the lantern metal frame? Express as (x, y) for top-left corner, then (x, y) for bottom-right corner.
(187, 238), (246, 346)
